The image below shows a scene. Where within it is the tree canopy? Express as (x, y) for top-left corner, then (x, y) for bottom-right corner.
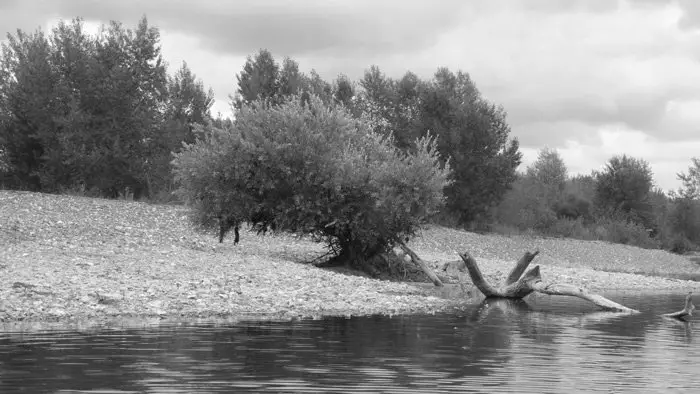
(0, 17), (212, 198)
(595, 155), (655, 228)
(173, 95), (451, 264)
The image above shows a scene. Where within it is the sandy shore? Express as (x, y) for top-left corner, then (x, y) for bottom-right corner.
(1, 191), (699, 329)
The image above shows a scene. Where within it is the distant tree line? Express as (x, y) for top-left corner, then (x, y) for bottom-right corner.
(1, 17), (698, 258)
(492, 148), (700, 253)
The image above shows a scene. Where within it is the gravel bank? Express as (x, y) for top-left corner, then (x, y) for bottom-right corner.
(1, 190), (698, 327)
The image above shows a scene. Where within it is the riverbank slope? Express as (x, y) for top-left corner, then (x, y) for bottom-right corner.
(1, 190), (698, 326)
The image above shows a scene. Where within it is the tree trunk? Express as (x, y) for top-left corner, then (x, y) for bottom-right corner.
(397, 240), (443, 287)
(459, 251), (637, 313)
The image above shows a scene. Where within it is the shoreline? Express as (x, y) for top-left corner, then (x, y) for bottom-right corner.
(2, 246), (697, 331)
(2, 191), (699, 331)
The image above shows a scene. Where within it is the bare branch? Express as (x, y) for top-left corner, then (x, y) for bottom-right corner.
(530, 282), (637, 313)
(459, 250), (638, 313)
(663, 292), (695, 321)
(397, 240), (443, 287)
(459, 252), (499, 297)
(505, 250), (539, 285)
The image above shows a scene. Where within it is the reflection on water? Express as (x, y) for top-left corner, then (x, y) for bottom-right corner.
(0, 292), (698, 393)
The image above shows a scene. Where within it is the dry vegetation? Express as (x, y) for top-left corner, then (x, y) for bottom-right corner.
(1, 191), (699, 327)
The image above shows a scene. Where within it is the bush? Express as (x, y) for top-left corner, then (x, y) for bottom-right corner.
(553, 193), (592, 222)
(519, 206), (558, 233)
(545, 217), (594, 240)
(491, 175), (555, 232)
(666, 235), (696, 254)
(172, 95), (451, 266)
(594, 155), (655, 228)
(595, 217), (659, 249)
(669, 197), (700, 245)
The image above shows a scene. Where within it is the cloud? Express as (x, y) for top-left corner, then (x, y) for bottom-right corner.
(41, 0), (469, 58)
(519, 125), (700, 191)
(413, 0), (700, 148)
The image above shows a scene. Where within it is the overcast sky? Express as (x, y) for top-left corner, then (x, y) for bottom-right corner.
(2, 0), (699, 191)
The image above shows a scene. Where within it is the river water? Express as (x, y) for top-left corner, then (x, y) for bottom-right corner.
(0, 292), (698, 393)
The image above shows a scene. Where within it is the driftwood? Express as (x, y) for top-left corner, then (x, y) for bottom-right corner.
(397, 240), (443, 287)
(663, 292), (695, 321)
(459, 250), (638, 313)
(471, 298), (635, 327)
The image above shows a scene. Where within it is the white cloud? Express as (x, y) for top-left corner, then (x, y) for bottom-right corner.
(158, 29), (246, 119)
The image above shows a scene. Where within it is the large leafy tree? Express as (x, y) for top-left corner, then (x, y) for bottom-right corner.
(525, 147), (569, 214)
(173, 95), (451, 266)
(277, 56), (304, 97)
(0, 27), (60, 190)
(353, 66), (521, 226)
(594, 155), (655, 228)
(165, 61), (214, 141)
(147, 61), (214, 195)
(333, 73), (355, 107)
(0, 17), (169, 197)
(526, 147), (567, 192)
(233, 49), (280, 109)
(414, 68), (521, 226)
(232, 49), (338, 110)
(354, 67), (422, 151)
(80, 18), (168, 197)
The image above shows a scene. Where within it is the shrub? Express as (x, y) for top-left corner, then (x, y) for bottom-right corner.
(595, 217), (659, 249)
(669, 197), (700, 245)
(594, 155), (655, 228)
(520, 206), (558, 233)
(491, 175), (555, 231)
(545, 217), (594, 240)
(172, 95), (451, 266)
(666, 235), (696, 254)
(553, 193), (592, 222)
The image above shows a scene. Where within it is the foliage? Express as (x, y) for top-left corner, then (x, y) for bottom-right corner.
(668, 197), (700, 247)
(556, 174), (596, 222)
(492, 174), (557, 232)
(410, 68), (522, 226)
(526, 147), (567, 201)
(676, 157), (700, 200)
(492, 148), (570, 233)
(231, 56), (521, 229)
(594, 155), (655, 229)
(148, 61), (213, 198)
(545, 217), (594, 240)
(333, 74), (355, 107)
(566, 174), (596, 201)
(0, 17), (177, 197)
(351, 66), (521, 227)
(172, 95), (451, 265)
(553, 194), (592, 222)
(666, 234), (696, 254)
(593, 216), (660, 249)
(0, 17), (215, 200)
(232, 50), (337, 110)
(233, 49), (281, 108)
(490, 155), (668, 250)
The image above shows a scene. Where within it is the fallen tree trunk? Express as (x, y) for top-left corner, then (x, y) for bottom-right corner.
(663, 292), (695, 321)
(397, 240), (443, 287)
(458, 251), (638, 313)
